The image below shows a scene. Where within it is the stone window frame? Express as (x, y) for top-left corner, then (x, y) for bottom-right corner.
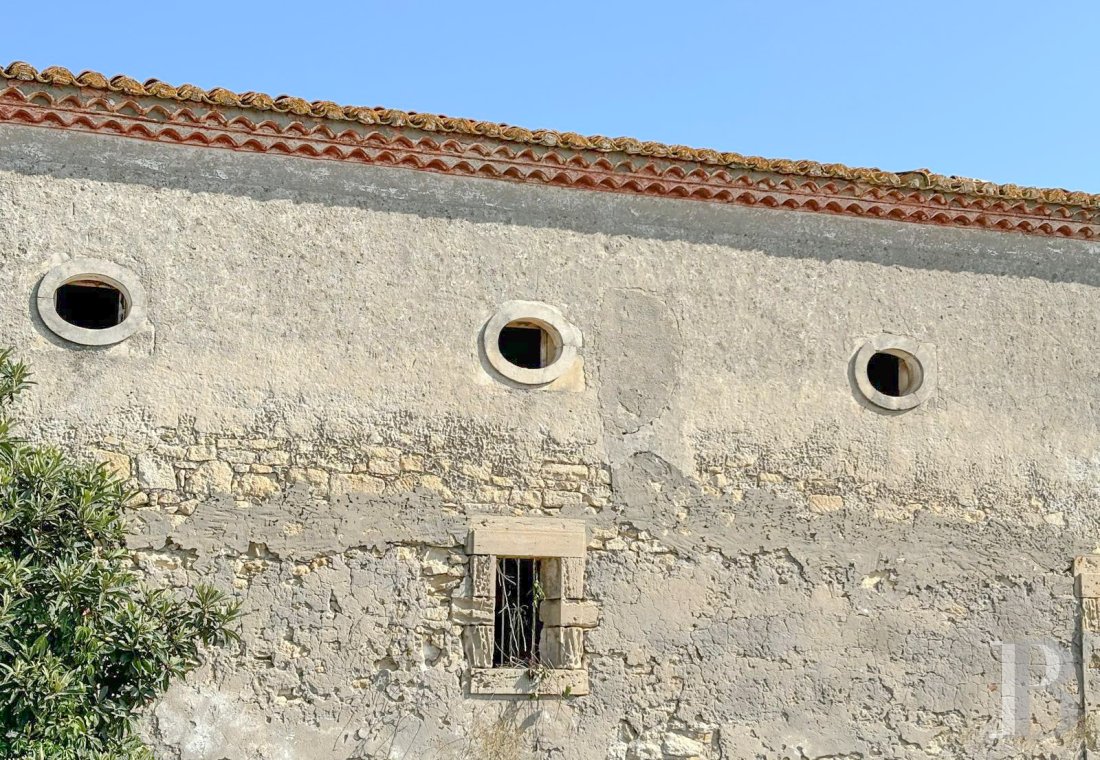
(36, 258), (148, 346)
(459, 517), (596, 697)
(853, 333), (937, 411)
(482, 300), (581, 386)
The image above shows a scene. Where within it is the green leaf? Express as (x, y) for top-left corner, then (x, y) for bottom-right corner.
(0, 349), (239, 758)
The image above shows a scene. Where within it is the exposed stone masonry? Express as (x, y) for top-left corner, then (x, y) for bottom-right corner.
(91, 425), (611, 520)
(58, 416), (738, 758)
(57, 416), (1084, 759)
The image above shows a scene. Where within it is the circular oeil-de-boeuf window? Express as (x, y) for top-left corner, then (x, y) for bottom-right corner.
(37, 259), (148, 346)
(853, 334), (936, 411)
(483, 301), (580, 386)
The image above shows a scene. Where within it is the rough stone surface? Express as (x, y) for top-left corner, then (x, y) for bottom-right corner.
(135, 452), (176, 490)
(0, 123), (1097, 757)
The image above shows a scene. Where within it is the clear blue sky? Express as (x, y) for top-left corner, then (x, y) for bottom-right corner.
(3, 1), (1097, 191)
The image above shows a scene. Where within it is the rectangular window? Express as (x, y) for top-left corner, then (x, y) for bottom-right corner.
(465, 518), (592, 696)
(493, 557), (542, 667)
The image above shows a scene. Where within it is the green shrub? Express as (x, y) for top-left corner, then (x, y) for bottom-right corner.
(0, 350), (240, 759)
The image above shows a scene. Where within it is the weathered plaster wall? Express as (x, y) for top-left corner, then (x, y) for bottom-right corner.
(1, 123), (1099, 758)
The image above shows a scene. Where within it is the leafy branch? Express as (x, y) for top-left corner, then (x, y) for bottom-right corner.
(0, 349), (240, 759)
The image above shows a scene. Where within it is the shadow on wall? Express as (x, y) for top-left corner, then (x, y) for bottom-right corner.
(1, 125), (1097, 287)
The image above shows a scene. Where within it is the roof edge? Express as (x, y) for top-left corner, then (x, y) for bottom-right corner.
(2, 61), (1100, 240)
(5, 61), (1096, 209)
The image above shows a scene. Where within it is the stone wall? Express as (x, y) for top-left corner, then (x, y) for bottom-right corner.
(2, 123), (1099, 758)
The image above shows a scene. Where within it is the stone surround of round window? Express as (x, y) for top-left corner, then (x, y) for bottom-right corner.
(36, 259), (148, 346)
(483, 301), (580, 386)
(853, 334), (936, 411)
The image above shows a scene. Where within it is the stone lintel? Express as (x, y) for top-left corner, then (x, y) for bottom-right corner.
(468, 517), (586, 558)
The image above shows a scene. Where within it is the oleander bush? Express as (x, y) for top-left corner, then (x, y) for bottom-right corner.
(0, 349), (239, 759)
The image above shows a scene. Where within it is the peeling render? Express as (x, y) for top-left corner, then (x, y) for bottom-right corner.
(1, 123), (1099, 758)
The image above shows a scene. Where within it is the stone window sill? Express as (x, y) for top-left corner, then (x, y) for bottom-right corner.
(470, 667), (589, 697)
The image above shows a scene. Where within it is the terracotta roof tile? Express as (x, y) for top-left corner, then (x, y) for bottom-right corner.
(2, 61), (1098, 240)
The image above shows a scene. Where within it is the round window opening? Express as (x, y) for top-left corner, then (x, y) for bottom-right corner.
(55, 278), (129, 330)
(866, 350), (922, 397)
(853, 334), (936, 411)
(497, 319), (563, 370)
(36, 259), (147, 347)
(483, 301), (581, 386)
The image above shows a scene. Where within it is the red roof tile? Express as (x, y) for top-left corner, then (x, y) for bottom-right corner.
(2, 61), (1097, 240)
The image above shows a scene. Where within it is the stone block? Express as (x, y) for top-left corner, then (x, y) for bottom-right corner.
(464, 625), (494, 668)
(470, 555), (496, 599)
(807, 494), (844, 513)
(460, 463), (492, 481)
(190, 459), (234, 496)
(539, 600), (598, 628)
(330, 473), (386, 499)
(219, 449), (257, 465)
(419, 474), (452, 496)
(400, 453), (425, 472)
(93, 449), (131, 480)
(541, 557), (585, 600)
(287, 468), (329, 493)
(469, 667), (588, 696)
(474, 485), (510, 504)
(185, 445), (216, 461)
(135, 453), (176, 490)
(368, 458), (400, 476)
(238, 474), (279, 500)
(389, 474), (419, 493)
(662, 733), (707, 758)
(509, 489), (542, 508)
(540, 626), (584, 669)
(544, 490), (586, 508)
(260, 450), (291, 466)
(154, 444), (187, 460)
(451, 596), (494, 625)
(1078, 573), (1100, 599)
(1085, 598), (1100, 634)
(541, 463), (590, 482)
(468, 517), (586, 558)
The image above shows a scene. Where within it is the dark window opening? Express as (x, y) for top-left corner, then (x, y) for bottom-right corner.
(493, 557), (542, 667)
(55, 281), (126, 330)
(867, 351), (904, 396)
(498, 325), (546, 369)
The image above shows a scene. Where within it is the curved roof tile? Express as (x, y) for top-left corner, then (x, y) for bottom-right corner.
(2, 61), (1098, 239)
